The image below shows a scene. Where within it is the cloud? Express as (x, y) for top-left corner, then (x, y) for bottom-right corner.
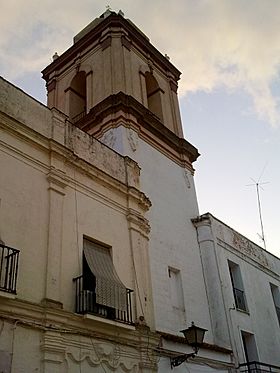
(1, 0), (280, 127)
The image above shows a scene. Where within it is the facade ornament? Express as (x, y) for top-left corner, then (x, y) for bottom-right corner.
(147, 58), (154, 74)
(232, 231), (269, 267)
(66, 344), (139, 372)
(52, 52), (59, 61)
(183, 169), (191, 189)
(127, 128), (138, 152)
(101, 129), (116, 148)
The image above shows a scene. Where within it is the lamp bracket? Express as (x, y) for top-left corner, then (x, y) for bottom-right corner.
(170, 352), (196, 369)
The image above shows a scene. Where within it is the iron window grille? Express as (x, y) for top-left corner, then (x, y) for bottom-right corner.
(0, 244), (20, 294)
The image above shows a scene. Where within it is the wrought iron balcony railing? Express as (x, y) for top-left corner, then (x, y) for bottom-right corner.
(233, 287), (247, 311)
(239, 361), (280, 373)
(0, 244), (20, 294)
(73, 275), (133, 325)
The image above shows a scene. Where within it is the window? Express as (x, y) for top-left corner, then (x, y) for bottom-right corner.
(73, 239), (133, 324)
(145, 72), (164, 122)
(241, 331), (259, 363)
(270, 283), (280, 326)
(0, 243), (20, 294)
(168, 267), (186, 325)
(68, 71), (87, 123)
(228, 260), (248, 312)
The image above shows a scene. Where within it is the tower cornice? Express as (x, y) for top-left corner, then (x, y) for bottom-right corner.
(74, 92), (200, 165)
(42, 13), (181, 82)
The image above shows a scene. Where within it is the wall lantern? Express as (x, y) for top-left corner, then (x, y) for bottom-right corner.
(170, 322), (207, 369)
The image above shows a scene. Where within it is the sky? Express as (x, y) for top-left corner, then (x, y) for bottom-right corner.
(0, 0), (279, 256)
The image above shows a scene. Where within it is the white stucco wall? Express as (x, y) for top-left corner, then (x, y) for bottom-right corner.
(196, 214), (280, 366)
(0, 77), (159, 373)
(100, 125), (221, 354)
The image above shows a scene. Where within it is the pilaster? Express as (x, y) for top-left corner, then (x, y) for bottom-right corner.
(43, 167), (67, 308)
(192, 215), (232, 349)
(127, 210), (155, 330)
(41, 331), (66, 373)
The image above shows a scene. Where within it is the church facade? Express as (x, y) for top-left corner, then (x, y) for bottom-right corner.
(0, 9), (279, 373)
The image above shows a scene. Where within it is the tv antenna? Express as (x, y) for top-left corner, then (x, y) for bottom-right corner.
(247, 165), (269, 250)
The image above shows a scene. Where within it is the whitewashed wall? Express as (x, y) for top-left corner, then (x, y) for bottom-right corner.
(0, 77), (158, 373)
(195, 213), (280, 367)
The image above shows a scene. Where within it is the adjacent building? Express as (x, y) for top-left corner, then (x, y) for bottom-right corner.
(193, 214), (280, 370)
(0, 9), (279, 373)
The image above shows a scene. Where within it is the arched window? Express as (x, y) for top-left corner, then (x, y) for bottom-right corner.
(69, 71), (87, 123)
(145, 72), (163, 122)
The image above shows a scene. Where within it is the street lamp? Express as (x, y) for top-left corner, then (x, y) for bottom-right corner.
(170, 322), (207, 369)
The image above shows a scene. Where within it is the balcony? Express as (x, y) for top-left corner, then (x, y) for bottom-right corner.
(233, 287), (247, 311)
(0, 244), (20, 294)
(239, 361), (280, 373)
(73, 275), (134, 325)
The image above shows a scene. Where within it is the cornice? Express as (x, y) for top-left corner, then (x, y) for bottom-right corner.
(75, 92), (199, 166)
(42, 14), (180, 82)
(65, 154), (150, 214)
(47, 169), (68, 195)
(217, 238), (280, 280)
(0, 297), (159, 348)
(0, 111), (50, 153)
(192, 215), (212, 227)
(127, 187), (152, 212)
(1, 108), (150, 215)
(127, 210), (151, 238)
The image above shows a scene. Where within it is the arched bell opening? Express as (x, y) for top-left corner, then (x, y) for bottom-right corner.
(145, 72), (164, 122)
(69, 71), (87, 123)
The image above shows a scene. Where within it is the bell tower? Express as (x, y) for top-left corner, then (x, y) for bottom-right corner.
(42, 10), (216, 350)
(42, 9), (199, 169)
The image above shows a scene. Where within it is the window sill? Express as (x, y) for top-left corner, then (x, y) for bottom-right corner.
(83, 313), (135, 330)
(236, 307), (250, 315)
(0, 290), (16, 300)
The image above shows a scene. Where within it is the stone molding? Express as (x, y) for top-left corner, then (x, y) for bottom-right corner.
(100, 128), (116, 148)
(0, 298), (159, 372)
(217, 238), (280, 279)
(47, 169), (68, 196)
(0, 297), (159, 347)
(127, 127), (139, 152)
(74, 92), (199, 168)
(127, 210), (151, 238)
(1, 99), (150, 212)
(183, 169), (191, 189)
(42, 13), (180, 83)
(101, 35), (112, 50)
(121, 35), (132, 50)
(197, 213), (280, 277)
